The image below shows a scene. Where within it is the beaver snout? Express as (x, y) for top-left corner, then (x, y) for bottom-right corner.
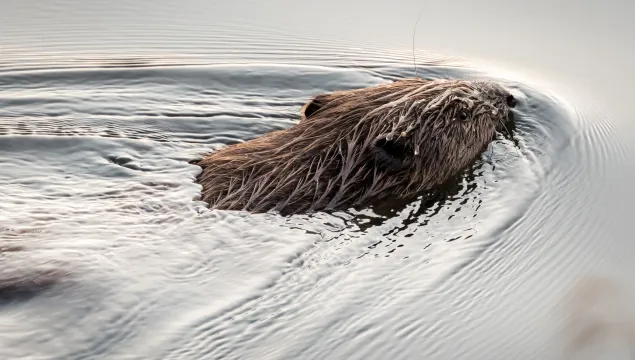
(506, 94), (516, 108)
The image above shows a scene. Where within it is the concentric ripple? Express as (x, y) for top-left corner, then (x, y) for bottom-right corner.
(1, 15), (632, 360)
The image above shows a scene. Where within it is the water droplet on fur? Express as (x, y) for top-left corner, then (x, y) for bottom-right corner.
(385, 134), (393, 141)
(401, 131), (407, 137)
(414, 149), (420, 155)
(492, 108), (498, 115)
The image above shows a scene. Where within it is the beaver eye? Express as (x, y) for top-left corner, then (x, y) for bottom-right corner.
(458, 110), (469, 121)
(506, 94), (516, 108)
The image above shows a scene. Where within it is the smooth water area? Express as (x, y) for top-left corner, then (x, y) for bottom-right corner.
(1, 1), (635, 359)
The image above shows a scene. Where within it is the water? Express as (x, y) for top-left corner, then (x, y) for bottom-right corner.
(2, 1), (635, 359)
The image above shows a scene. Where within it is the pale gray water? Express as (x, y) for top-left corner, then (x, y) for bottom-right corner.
(1, 1), (635, 359)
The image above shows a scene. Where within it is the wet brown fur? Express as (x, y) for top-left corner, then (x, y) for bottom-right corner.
(194, 77), (515, 215)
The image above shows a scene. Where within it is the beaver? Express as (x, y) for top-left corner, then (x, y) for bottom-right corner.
(193, 77), (517, 215)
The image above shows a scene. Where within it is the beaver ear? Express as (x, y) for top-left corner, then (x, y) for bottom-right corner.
(371, 137), (414, 173)
(300, 94), (329, 121)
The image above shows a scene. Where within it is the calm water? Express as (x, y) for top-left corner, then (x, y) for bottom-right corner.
(2, 1), (635, 359)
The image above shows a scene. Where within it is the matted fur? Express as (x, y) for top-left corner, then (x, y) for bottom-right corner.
(194, 77), (515, 215)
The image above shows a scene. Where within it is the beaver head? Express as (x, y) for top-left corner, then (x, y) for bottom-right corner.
(195, 78), (516, 215)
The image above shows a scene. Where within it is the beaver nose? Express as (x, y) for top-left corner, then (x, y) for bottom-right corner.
(506, 94), (516, 108)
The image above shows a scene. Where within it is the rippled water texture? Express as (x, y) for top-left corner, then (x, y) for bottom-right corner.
(2, 1), (635, 359)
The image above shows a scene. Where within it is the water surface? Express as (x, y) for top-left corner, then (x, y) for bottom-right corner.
(1, 1), (635, 359)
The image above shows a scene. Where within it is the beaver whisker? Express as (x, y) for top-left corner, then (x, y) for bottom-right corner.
(412, 3), (426, 77)
(496, 120), (523, 160)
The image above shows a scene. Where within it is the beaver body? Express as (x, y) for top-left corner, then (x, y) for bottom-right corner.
(194, 78), (516, 215)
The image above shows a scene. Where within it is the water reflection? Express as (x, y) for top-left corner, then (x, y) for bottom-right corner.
(1, 1), (633, 357)
(560, 276), (635, 359)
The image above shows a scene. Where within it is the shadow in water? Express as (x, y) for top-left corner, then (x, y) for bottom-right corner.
(1, 245), (67, 304)
(0, 269), (64, 304)
(559, 276), (635, 359)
